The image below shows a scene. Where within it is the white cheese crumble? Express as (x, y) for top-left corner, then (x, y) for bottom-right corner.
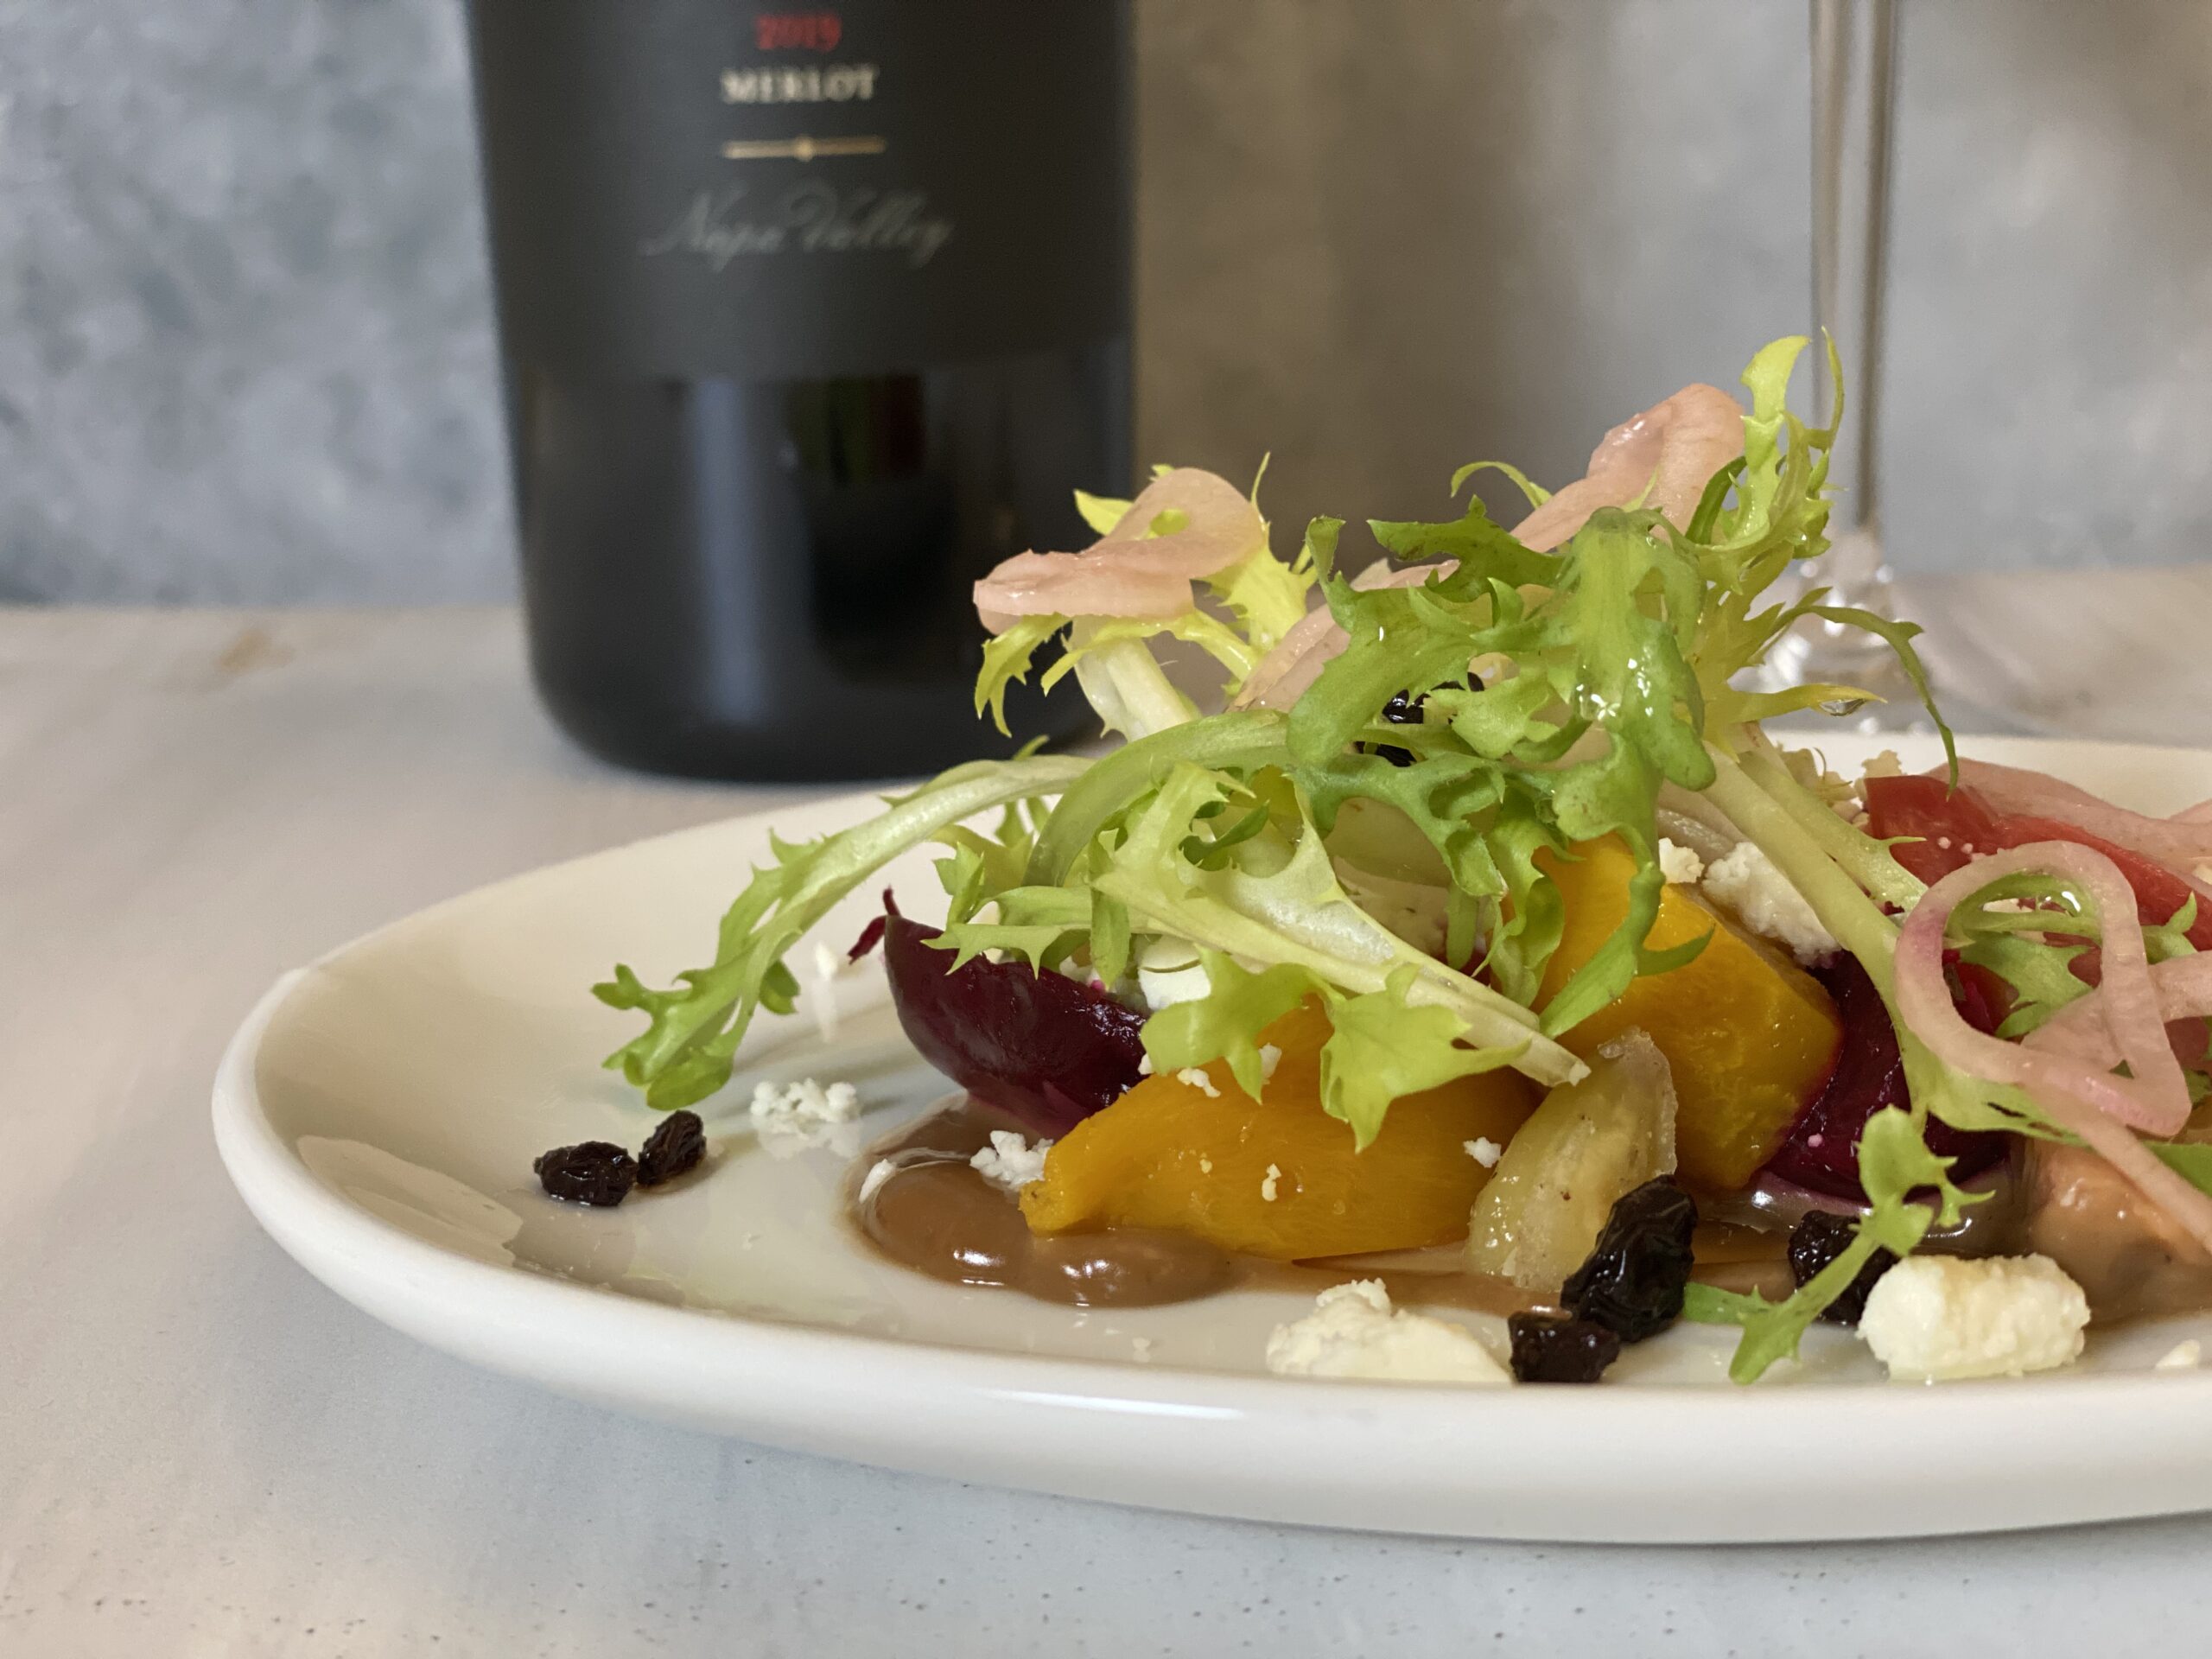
(1198, 1155), (1214, 1175)
(969, 1129), (1052, 1193)
(1656, 836), (1706, 886)
(1701, 842), (1840, 966)
(1258, 1043), (1283, 1084)
(1261, 1163), (1282, 1202)
(857, 1157), (899, 1205)
(1135, 1052), (1154, 1076)
(1465, 1136), (1504, 1169)
(750, 1077), (863, 1158)
(1264, 1281), (1510, 1385)
(1858, 1254), (2089, 1382)
(1137, 940), (1211, 1011)
(750, 1076), (859, 1129)
(1861, 748), (1905, 780)
(1176, 1066), (1223, 1098)
(2155, 1338), (2202, 1372)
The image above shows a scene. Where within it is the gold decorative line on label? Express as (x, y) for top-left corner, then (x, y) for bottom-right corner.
(721, 136), (888, 162)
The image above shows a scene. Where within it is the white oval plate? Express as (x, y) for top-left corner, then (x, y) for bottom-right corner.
(213, 734), (2212, 1543)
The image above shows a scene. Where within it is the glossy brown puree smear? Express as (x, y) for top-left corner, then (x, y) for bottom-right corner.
(861, 1101), (1597, 1316)
(855, 1102), (2212, 1324)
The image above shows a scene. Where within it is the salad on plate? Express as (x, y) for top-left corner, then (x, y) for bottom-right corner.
(579, 337), (2212, 1388)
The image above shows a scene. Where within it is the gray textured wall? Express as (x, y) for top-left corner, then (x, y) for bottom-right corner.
(3, 1), (2209, 603)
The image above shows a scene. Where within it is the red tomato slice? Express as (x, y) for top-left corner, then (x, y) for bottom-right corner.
(1864, 775), (2212, 951)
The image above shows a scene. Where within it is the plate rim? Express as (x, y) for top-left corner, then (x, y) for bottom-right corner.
(212, 734), (2212, 1543)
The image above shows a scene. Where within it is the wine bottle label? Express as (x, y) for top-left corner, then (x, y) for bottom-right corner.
(471, 1), (1130, 379)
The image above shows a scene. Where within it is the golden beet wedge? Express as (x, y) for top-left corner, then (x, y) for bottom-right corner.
(1020, 1001), (1536, 1261)
(1535, 836), (1840, 1192)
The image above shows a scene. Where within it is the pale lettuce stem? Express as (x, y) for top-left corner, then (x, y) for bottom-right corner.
(1740, 747), (1925, 911)
(1701, 746), (1900, 992)
(1071, 635), (1195, 741)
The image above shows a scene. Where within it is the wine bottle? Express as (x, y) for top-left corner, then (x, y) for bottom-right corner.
(467, 2), (1131, 779)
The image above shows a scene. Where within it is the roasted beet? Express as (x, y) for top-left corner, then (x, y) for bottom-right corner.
(878, 909), (1148, 1138)
(1758, 954), (2008, 1202)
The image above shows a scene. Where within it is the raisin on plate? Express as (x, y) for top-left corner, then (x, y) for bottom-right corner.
(534, 1141), (637, 1206)
(1508, 1312), (1624, 1383)
(1787, 1210), (1897, 1326)
(1560, 1177), (1699, 1341)
(636, 1109), (708, 1188)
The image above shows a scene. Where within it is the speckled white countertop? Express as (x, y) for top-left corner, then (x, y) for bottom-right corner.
(6, 589), (2212, 1657)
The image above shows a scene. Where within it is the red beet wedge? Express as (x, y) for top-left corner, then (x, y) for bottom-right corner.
(863, 896), (1149, 1139)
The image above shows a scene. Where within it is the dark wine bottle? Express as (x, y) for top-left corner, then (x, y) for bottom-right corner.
(467, 2), (1130, 779)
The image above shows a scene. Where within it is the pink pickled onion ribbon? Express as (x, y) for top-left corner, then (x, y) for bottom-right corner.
(1895, 842), (2212, 1255)
(2025, 954), (2212, 1071)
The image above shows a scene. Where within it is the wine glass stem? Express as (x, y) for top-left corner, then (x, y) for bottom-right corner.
(1814, 0), (1897, 552)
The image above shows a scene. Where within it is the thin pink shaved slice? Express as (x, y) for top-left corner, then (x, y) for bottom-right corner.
(1946, 760), (2212, 881)
(972, 467), (1265, 633)
(1509, 384), (1745, 553)
(1897, 842), (2191, 1138)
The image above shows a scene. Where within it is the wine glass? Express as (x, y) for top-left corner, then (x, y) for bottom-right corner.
(1764, 0), (1922, 727)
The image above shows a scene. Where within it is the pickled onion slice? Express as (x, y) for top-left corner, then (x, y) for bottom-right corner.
(973, 467), (1266, 632)
(1894, 842), (2212, 1255)
(2024, 954), (2212, 1071)
(1897, 842), (2190, 1138)
(1508, 383), (1745, 552)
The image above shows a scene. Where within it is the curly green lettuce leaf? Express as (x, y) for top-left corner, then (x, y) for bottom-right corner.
(1319, 965), (1527, 1147)
(595, 753), (1088, 1109)
(1140, 950), (1324, 1101)
(1681, 1108), (1975, 1382)
(1088, 763), (1580, 1102)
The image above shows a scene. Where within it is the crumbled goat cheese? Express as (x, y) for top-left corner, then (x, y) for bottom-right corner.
(857, 1157), (899, 1205)
(2155, 1338), (2202, 1372)
(969, 1129), (1052, 1192)
(1177, 1066), (1223, 1098)
(750, 1077), (861, 1131)
(1265, 1281), (1510, 1384)
(1258, 1043), (1283, 1084)
(1198, 1156), (1214, 1174)
(1261, 1163), (1282, 1202)
(1137, 940), (1211, 1011)
(1465, 1136), (1504, 1169)
(1656, 837), (1706, 886)
(1858, 1254), (2089, 1382)
(1861, 749), (1905, 780)
(1702, 842), (1841, 966)
(1135, 1052), (1154, 1076)
(750, 1077), (863, 1157)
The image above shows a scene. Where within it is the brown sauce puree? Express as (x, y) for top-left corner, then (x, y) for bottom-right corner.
(851, 1100), (2212, 1324)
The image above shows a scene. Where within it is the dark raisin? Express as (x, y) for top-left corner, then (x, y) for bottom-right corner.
(1560, 1177), (1700, 1341)
(533, 1141), (636, 1206)
(1787, 1209), (1897, 1326)
(1508, 1312), (1624, 1383)
(636, 1109), (708, 1188)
